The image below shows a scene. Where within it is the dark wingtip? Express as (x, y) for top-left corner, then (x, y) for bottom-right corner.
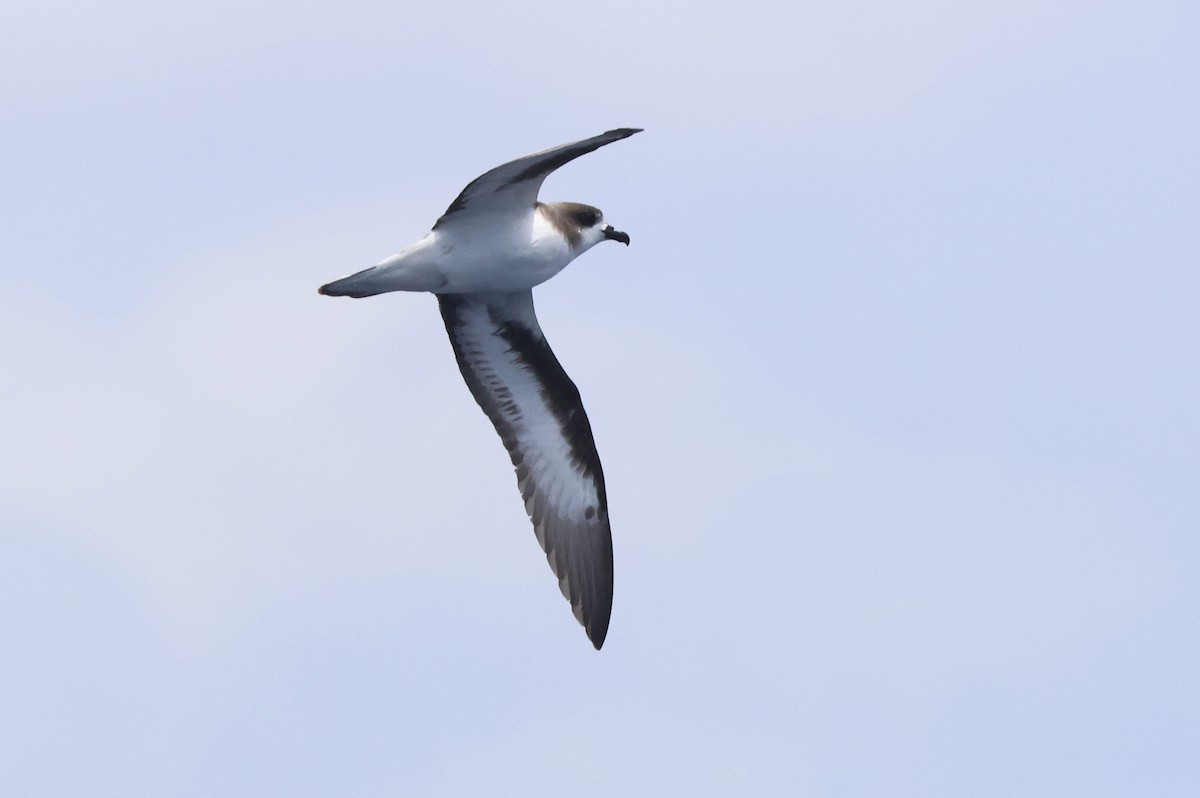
(587, 607), (611, 650)
(318, 284), (331, 295)
(589, 626), (608, 650)
(605, 127), (643, 138)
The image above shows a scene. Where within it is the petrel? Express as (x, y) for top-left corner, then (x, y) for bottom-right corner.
(319, 128), (641, 649)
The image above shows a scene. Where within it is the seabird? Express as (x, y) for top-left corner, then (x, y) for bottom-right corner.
(319, 128), (641, 649)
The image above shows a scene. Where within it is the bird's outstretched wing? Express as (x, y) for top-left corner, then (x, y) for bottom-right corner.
(433, 128), (642, 230)
(437, 291), (613, 648)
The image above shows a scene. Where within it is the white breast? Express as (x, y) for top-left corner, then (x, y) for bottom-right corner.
(431, 208), (579, 293)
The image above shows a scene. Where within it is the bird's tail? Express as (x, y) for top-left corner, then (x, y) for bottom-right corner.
(317, 267), (383, 298)
(317, 250), (446, 298)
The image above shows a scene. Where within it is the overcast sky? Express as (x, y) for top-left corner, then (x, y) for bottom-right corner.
(2, 1), (1198, 795)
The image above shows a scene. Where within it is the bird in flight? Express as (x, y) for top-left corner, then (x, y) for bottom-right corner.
(319, 128), (642, 648)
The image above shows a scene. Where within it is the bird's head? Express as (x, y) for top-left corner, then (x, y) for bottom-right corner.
(553, 202), (631, 251)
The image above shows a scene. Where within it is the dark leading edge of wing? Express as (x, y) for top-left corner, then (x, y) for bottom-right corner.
(433, 128), (643, 230)
(437, 291), (614, 649)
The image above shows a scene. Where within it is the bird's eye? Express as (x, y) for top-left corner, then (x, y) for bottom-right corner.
(573, 209), (599, 227)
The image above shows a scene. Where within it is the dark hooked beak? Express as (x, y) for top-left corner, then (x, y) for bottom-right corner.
(602, 224), (630, 246)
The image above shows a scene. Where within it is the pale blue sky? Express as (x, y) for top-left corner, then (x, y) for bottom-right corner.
(2, 1), (1198, 795)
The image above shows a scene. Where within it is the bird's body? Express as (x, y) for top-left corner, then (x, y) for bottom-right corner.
(322, 202), (597, 296)
(319, 128), (641, 649)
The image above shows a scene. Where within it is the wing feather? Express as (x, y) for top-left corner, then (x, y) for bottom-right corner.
(437, 291), (614, 648)
(433, 128), (642, 230)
